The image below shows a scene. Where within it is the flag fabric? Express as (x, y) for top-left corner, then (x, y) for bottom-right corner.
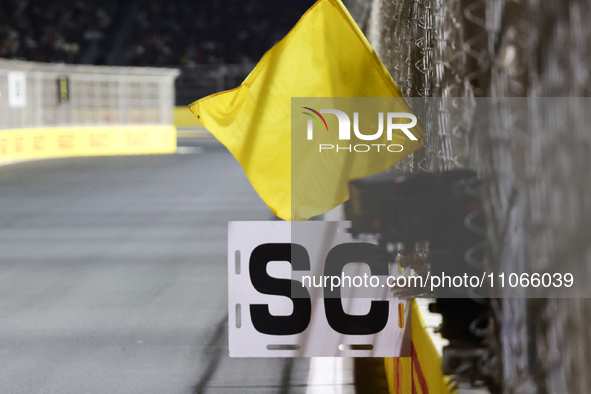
(190, 0), (423, 221)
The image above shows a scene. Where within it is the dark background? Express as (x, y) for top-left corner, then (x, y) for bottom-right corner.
(0, 0), (315, 66)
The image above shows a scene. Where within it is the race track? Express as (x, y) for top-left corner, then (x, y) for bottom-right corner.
(0, 138), (310, 393)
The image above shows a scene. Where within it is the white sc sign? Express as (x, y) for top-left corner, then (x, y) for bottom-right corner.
(228, 221), (411, 357)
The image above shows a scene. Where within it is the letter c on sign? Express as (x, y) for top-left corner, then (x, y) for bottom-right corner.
(323, 243), (389, 335)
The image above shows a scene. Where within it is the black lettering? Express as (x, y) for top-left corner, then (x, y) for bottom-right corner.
(324, 243), (389, 335)
(249, 243), (311, 335)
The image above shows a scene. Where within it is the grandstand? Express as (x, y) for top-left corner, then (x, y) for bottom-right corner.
(0, 0), (312, 66)
(1, 0), (314, 107)
(0, 0), (120, 64)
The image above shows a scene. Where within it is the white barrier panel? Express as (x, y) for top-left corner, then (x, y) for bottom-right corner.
(0, 59), (179, 130)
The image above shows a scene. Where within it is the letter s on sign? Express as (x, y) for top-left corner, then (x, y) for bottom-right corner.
(249, 243), (312, 335)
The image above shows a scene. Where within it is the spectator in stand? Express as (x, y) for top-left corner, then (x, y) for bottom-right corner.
(0, 0), (314, 66)
(0, 0), (119, 63)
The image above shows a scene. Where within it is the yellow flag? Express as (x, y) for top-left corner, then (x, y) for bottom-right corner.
(190, 0), (423, 220)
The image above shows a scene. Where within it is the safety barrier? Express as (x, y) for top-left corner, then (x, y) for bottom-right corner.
(0, 125), (176, 164)
(384, 300), (455, 394)
(0, 59), (179, 163)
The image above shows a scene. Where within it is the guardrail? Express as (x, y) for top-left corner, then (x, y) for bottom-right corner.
(0, 59), (179, 163)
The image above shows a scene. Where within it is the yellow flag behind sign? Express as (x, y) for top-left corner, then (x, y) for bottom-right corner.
(190, 0), (423, 220)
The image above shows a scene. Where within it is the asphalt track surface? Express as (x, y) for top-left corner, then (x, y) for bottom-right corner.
(0, 138), (310, 393)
